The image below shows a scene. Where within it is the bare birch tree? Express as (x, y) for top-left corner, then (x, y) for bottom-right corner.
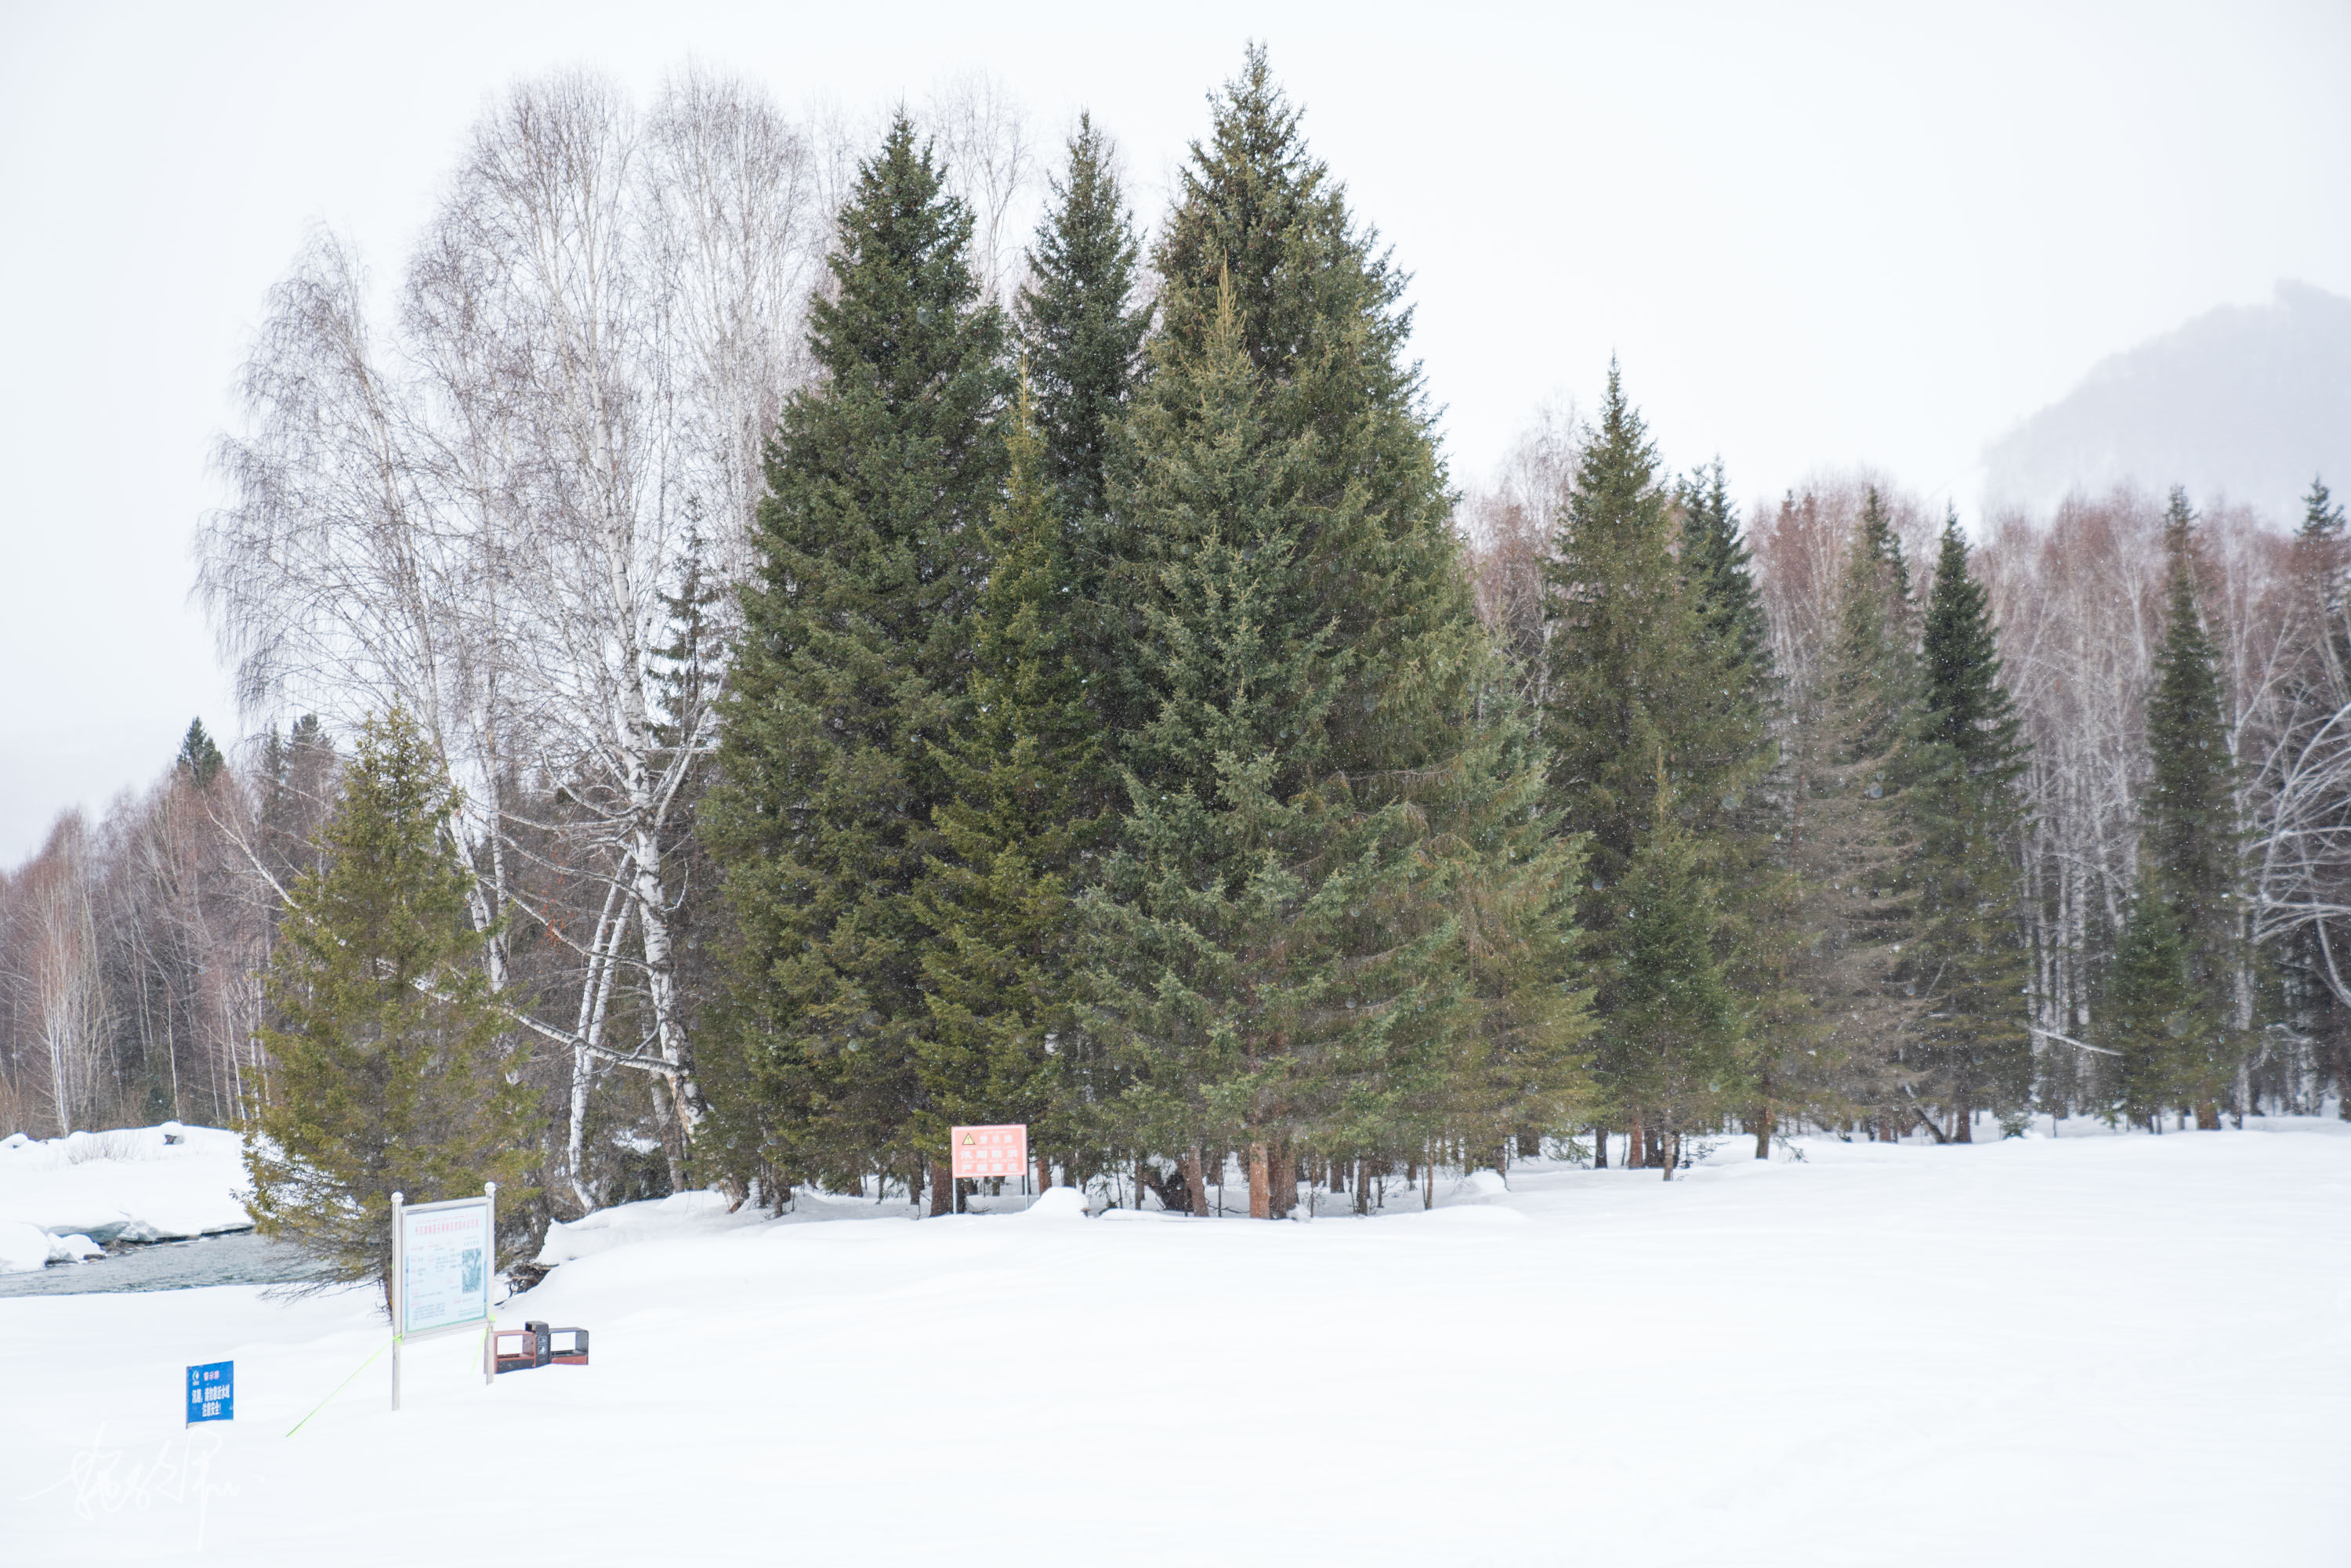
(199, 68), (824, 1204)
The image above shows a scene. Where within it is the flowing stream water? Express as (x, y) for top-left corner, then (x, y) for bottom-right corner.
(0, 1230), (323, 1297)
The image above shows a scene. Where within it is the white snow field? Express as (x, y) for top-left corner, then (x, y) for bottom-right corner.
(4, 1124), (2346, 1566)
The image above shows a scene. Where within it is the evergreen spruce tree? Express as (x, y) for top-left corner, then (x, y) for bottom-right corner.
(1541, 371), (1759, 1163)
(1016, 114), (1149, 527)
(911, 384), (1100, 1199)
(176, 718), (225, 791)
(703, 118), (1009, 1197)
(1544, 369), (1725, 882)
(2279, 476), (2351, 1117)
(1791, 487), (1923, 1132)
(257, 714), (336, 883)
(2129, 487), (2243, 1127)
(1902, 512), (2032, 1136)
(1676, 460), (1819, 1156)
(1084, 50), (1589, 1208)
(1016, 112), (1153, 827)
(1677, 459), (1773, 751)
(1606, 762), (1741, 1179)
(1081, 288), (1369, 1210)
(242, 709), (537, 1305)
(2101, 867), (2197, 1130)
(1148, 48), (1466, 789)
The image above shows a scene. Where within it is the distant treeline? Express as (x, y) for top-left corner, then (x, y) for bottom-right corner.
(3, 51), (2346, 1223)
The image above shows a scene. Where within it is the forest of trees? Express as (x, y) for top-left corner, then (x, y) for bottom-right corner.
(5, 53), (2349, 1229)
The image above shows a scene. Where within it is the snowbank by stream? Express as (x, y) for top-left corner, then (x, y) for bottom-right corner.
(0, 1123), (252, 1272)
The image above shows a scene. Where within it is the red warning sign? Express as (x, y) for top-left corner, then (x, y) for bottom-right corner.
(951, 1123), (1027, 1180)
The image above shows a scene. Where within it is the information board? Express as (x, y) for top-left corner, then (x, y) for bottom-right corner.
(398, 1198), (491, 1338)
(951, 1123), (1027, 1180)
(186, 1360), (233, 1425)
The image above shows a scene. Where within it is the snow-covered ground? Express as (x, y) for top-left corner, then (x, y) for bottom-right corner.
(5, 1123), (2346, 1566)
(0, 1124), (251, 1273)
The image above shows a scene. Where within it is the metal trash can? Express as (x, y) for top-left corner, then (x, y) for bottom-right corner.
(493, 1320), (552, 1374)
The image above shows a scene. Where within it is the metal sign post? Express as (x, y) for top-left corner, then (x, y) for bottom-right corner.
(389, 1190), (402, 1412)
(388, 1182), (497, 1412)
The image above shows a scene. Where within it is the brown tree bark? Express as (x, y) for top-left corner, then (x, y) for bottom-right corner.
(1752, 1105), (1773, 1159)
(1248, 1140), (1271, 1219)
(1592, 1125), (1609, 1168)
(1182, 1146), (1208, 1216)
(928, 1160), (953, 1217)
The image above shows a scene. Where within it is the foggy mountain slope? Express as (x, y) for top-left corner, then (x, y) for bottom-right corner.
(1983, 281), (2351, 523)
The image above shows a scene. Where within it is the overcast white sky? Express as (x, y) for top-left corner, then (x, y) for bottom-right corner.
(2, 0), (2347, 864)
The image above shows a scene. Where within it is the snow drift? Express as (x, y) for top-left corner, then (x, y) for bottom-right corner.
(0, 1122), (252, 1271)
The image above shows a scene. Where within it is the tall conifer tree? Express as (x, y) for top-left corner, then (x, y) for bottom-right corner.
(176, 718), (226, 791)
(911, 385), (1099, 1197)
(704, 118), (1009, 1193)
(1791, 487), (1922, 1130)
(1016, 114), (1149, 526)
(1606, 765), (1741, 1178)
(2277, 476), (2351, 1117)
(2102, 867), (2197, 1129)
(243, 709), (537, 1303)
(1149, 49), (1468, 788)
(1543, 370), (1718, 884)
(1081, 288), (1370, 1210)
(1677, 460), (1774, 755)
(1016, 114), (1152, 820)
(1903, 512), (2031, 1136)
(1678, 461), (1820, 1156)
(1541, 371), (1755, 1163)
(2128, 488), (2243, 1126)
(1082, 51), (1588, 1210)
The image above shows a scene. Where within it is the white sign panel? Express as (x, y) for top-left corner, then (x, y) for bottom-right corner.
(400, 1199), (491, 1338)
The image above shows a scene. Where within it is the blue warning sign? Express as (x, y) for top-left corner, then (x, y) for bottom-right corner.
(186, 1360), (233, 1425)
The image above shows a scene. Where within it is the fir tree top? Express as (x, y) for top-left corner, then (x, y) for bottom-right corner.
(1828, 486), (1918, 767)
(1566, 363), (1668, 556)
(807, 114), (1005, 417)
(1678, 459), (1772, 685)
(1016, 114), (1148, 522)
(1542, 362), (1723, 877)
(1139, 47), (1468, 784)
(2141, 487), (2236, 920)
(2295, 475), (2348, 624)
(284, 709), (478, 993)
(1918, 509), (2023, 780)
(1154, 45), (1415, 409)
(177, 718), (225, 791)
(2300, 475), (2345, 541)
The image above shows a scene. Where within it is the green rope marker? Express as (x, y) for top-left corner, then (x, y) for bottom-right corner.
(287, 1334), (397, 1438)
